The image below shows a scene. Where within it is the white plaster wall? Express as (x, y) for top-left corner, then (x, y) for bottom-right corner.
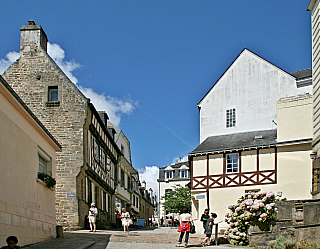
(158, 180), (189, 219)
(198, 49), (311, 143)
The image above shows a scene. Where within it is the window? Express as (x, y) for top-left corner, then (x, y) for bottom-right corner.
(226, 154), (239, 173)
(180, 170), (188, 178)
(166, 171), (173, 179)
(121, 145), (124, 154)
(127, 175), (131, 190)
(102, 152), (106, 170)
(86, 177), (93, 204)
(136, 196), (138, 208)
(38, 148), (51, 175)
(101, 190), (107, 211)
(133, 195), (136, 206)
(94, 140), (100, 163)
(226, 108), (236, 128)
(120, 169), (125, 186)
(48, 86), (58, 102)
(165, 189), (172, 195)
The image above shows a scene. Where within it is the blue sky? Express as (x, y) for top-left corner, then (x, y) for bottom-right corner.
(0, 1), (312, 194)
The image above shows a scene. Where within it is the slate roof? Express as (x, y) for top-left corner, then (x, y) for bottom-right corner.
(190, 130), (277, 155)
(290, 68), (312, 80)
(158, 161), (190, 181)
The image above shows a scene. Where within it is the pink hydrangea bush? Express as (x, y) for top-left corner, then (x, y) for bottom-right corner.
(224, 191), (286, 246)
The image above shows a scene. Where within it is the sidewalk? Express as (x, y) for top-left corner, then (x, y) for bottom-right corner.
(21, 227), (243, 249)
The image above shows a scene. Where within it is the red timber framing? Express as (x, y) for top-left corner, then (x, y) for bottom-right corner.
(191, 148), (277, 190)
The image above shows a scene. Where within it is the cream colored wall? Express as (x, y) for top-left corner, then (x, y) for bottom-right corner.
(193, 156), (207, 176)
(241, 151), (256, 172)
(277, 94), (313, 142)
(0, 92), (57, 246)
(259, 148), (275, 171)
(277, 144), (312, 200)
(209, 154), (223, 175)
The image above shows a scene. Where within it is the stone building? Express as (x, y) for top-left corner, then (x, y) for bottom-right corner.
(139, 181), (156, 225)
(0, 76), (61, 245)
(2, 21), (120, 229)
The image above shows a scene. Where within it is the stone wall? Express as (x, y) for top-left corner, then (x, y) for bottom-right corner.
(249, 199), (320, 247)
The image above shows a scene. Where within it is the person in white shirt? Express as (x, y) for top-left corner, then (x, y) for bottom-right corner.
(177, 208), (192, 248)
(121, 208), (131, 232)
(88, 203), (98, 232)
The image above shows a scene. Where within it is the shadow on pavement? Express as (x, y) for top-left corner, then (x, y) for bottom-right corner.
(22, 232), (112, 249)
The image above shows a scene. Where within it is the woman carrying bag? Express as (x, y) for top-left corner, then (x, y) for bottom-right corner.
(121, 208), (131, 233)
(176, 208), (192, 248)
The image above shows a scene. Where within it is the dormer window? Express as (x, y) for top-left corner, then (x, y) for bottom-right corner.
(164, 166), (174, 179)
(179, 164), (189, 178)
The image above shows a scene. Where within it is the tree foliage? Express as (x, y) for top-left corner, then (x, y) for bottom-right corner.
(161, 184), (191, 214)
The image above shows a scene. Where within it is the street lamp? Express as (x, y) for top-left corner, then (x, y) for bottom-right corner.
(310, 151), (317, 160)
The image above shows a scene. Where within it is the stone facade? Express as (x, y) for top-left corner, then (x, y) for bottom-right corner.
(249, 199), (320, 247)
(2, 21), (119, 230)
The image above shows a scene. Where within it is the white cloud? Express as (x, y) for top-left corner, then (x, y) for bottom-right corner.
(0, 43), (136, 126)
(47, 42), (137, 126)
(0, 51), (19, 74)
(79, 86), (137, 126)
(47, 43), (81, 84)
(172, 155), (188, 164)
(139, 166), (159, 198)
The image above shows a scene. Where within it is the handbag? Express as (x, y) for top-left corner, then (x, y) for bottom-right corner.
(190, 221), (196, 234)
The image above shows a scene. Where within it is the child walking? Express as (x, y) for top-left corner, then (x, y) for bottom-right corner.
(201, 213), (217, 246)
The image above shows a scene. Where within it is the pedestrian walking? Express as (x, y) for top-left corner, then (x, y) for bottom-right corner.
(88, 203), (98, 232)
(200, 208), (210, 233)
(176, 208), (192, 248)
(115, 210), (121, 228)
(201, 213), (217, 246)
(1, 236), (21, 249)
(121, 208), (131, 232)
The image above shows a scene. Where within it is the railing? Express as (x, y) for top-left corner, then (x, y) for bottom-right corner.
(192, 170), (276, 189)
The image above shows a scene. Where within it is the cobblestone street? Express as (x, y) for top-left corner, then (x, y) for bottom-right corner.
(21, 227), (240, 249)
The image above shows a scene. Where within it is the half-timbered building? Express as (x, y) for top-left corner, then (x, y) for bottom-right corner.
(189, 48), (313, 231)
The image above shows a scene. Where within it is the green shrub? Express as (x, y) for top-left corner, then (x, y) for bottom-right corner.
(267, 235), (297, 249)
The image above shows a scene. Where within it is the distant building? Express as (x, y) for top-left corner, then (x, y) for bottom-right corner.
(139, 180), (156, 225)
(0, 76), (61, 246)
(106, 121), (138, 215)
(189, 49), (313, 232)
(157, 161), (190, 225)
(2, 21), (120, 229)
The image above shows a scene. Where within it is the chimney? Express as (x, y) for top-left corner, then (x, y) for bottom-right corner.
(141, 180), (146, 190)
(20, 20), (48, 53)
(149, 188), (153, 198)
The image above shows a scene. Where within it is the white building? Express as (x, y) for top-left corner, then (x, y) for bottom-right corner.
(107, 121), (138, 214)
(190, 49), (313, 232)
(157, 161), (190, 225)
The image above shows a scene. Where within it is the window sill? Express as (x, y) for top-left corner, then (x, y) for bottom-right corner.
(37, 178), (55, 191)
(46, 101), (60, 107)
